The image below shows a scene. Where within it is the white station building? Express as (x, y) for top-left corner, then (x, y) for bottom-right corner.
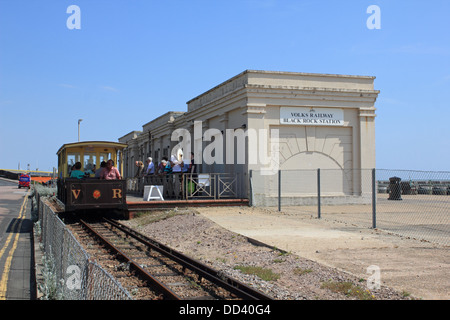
(119, 70), (379, 205)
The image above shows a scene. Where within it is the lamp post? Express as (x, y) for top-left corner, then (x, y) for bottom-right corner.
(78, 119), (83, 142)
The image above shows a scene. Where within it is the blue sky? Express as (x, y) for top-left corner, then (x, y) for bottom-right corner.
(0, 0), (449, 172)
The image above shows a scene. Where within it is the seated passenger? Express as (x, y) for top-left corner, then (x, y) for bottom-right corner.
(70, 162), (85, 179)
(95, 161), (107, 178)
(84, 162), (95, 175)
(100, 159), (122, 180)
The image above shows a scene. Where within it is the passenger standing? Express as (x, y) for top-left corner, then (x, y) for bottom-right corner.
(171, 155), (182, 174)
(134, 161), (144, 178)
(157, 157), (168, 175)
(186, 152), (198, 195)
(189, 152), (197, 176)
(163, 159), (173, 174)
(145, 157), (155, 175)
(171, 155), (183, 199)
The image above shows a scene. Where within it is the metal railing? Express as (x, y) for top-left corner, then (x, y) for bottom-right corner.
(127, 173), (241, 200)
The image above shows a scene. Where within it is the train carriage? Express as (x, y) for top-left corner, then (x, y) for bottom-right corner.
(56, 141), (128, 213)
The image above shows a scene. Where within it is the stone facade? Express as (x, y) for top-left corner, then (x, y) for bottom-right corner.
(119, 70), (379, 204)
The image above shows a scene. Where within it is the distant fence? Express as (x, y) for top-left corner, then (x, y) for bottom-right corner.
(251, 169), (450, 246)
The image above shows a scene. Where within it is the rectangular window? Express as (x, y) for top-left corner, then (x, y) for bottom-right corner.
(84, 153), (97, 174)
(67, 153), (80, 177)
(100, 152), (111, 164)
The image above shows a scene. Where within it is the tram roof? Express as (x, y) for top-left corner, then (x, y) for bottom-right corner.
(56, 141), (128, 155)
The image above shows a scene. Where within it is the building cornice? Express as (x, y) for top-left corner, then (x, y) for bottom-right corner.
(187, 69), (376, 104)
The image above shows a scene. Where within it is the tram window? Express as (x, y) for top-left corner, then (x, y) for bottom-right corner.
(99, 152), (111, 164)
(84, 153), (97, 174)
(67, 153), (80, 176)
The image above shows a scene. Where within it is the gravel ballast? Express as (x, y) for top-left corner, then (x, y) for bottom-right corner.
(124, 209), (413, 300)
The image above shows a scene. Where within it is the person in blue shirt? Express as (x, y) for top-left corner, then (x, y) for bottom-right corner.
(145, 157), (155, 175)
(70, 162), (85, 179)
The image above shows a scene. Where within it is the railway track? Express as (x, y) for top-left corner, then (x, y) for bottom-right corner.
(68, 218), (273, 300)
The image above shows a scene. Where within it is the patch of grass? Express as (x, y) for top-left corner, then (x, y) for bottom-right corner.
(234, 265), (280, 281)
(188, 278), (201, 289)
(277, 250), (291, 256)
(272, 259), (284, 263)
(402, 290), (411, 298)
(320, 281), (375, 300)
(293, 268), (313, 276)
(216, 257), (226, 263)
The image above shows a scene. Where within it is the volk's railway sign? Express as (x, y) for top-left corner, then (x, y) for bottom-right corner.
(280, 107), (344, 126)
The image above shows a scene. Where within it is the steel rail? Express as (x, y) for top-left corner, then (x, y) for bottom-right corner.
(104, 218), (274, 300)
(79, 219), (181, 300)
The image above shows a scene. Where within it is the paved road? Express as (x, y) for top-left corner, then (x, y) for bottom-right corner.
(0, 179), (35, 300)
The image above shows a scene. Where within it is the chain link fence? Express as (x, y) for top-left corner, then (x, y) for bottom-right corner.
(375, 169), (450, 246)
(250, 169), (450, 246)
(34, 188), (133, 300)
(32, 167), (448, 299)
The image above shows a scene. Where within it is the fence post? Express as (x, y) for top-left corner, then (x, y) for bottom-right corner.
(372, 168), (377, 228)
(278, 170), (281, 211)
(249, 170), (253, 206)
(317, 168), (321, 219)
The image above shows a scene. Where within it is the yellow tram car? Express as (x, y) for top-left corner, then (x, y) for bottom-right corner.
(56, 141), (128, 213)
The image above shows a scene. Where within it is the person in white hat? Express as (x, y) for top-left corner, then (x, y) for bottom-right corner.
(145, 157), (154, 175)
